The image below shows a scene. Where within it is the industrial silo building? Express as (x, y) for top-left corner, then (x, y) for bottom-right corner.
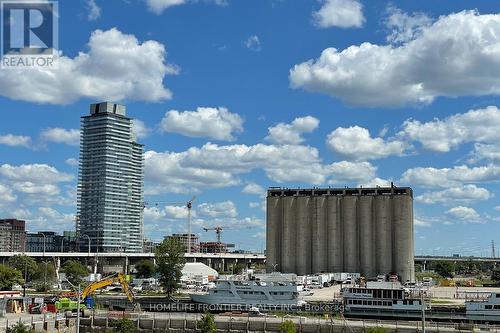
(266, 186), (415, 282)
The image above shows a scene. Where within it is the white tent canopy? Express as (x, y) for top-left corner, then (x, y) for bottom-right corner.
(181, 262), (218, 278)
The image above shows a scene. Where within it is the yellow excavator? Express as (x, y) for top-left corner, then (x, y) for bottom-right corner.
(82, 273), (134, 302)
(82, 273), (136, 309)
(56, 273), (137, 312)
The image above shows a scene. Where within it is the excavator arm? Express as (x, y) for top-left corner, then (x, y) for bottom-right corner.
(81, 273), (135, 304)
(117, 274), (135, 303)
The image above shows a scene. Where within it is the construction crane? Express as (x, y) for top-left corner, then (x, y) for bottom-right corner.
(142, 196), (197, 253)
(203, 226), (224, 243)
(142, 201), (185, 209)
(186, 196), (196, 254)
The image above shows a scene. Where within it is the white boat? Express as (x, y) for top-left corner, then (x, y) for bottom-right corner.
(342, 282), (429, 316)
(189, 278), (303, 306)
(466, 292), (500, 321)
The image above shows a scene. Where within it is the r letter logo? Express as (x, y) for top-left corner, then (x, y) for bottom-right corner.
(1, 1), (58, 68)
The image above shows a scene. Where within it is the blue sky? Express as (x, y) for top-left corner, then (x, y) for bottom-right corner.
(0, 0), (499, 255)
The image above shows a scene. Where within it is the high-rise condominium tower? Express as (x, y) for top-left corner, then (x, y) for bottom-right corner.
(77, 102), (144, 253)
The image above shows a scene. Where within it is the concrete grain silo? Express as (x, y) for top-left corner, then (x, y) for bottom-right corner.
(326, 195), (343, 272)
(295, 196), (311, 275)
(359, 195), (375, 278)
(280, 195), (296, 273)
(311, 196), (328, 273)
(342, 195), (358, 273)
(265, 186), (415, 282)
(374, 195), (393, 275)
(266, 195), (281, 272)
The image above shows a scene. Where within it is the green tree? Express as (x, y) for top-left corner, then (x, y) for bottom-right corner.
(135, 259), (155, 278)
(232, 263), (246, 275)
(110, 318), (136, 333)
(62, 260), (89, 286)
(6, 321), (31, 333)
(434, 261), (455, 278)
(33, 261), (56, 287)
(279, 320), (296, 333)
(492, 268), (500, 283)
(155, 238), (186, 297)
(0, 265), (23, 290)
(198, 312), (216, 333)
(7, 255), (38, 282)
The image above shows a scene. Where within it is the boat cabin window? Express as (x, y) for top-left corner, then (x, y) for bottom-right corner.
(485, 305), (493, 309)
(496, 294), (500, 298)
(494, 305), (500, 310)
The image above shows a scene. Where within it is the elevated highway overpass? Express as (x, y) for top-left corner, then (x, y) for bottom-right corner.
(0, 252), (266, 274)
(0, 252), (495, 275)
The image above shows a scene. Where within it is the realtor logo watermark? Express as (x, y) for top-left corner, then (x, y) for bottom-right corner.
(1, 0), (58, 68)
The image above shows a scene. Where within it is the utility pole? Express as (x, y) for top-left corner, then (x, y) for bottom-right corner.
(492, 240), (496, 259)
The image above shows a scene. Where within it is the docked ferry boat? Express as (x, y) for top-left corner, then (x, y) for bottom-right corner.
(342, 282), (429, 318)
(466, 292), (500, 321)
(189, 278), (303, 306)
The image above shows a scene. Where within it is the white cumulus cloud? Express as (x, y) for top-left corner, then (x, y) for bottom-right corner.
(266, 116), (319, 145)
(446, 206), (482, 223)
(0, 134), (31, 148)
(198, 201), (238, 218)
(146, 0), (227, 14)
(132, 119), (151, 140)
(312, 0), (365, 29)
(400, 106), (500, 152)
(0, 163), (73, 197)
(0, 28), (176, 104)
(160, 107), (243, 141)
(41, 128), (80, 146)
(0, 184), (17, 204)
(327, 126), (407, 160)
(145, 142), (378, 194)
(468, 144), (500, 164)
(401, 164), (500, 188)
(384, 6), (432, 44)
(290, 11), (500, 106)
(328, 161), (376, 184)
(242, 183), (265, 196)
(415, 185), (492, 205)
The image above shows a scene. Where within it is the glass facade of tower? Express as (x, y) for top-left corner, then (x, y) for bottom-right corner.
(77, 102), (144, 253)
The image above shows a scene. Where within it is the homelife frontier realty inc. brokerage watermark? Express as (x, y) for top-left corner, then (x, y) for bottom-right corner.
(1, 0), (58, 68)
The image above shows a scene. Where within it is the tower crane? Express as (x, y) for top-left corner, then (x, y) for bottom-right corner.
(186, 196), (196, 254)
(142, 196), (197, 253)
(203, 226), (224, 243)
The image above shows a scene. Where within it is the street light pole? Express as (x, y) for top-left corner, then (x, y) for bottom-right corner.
(76, 283), (81, 333)
(63, 278), (81, 333)
(44, 261), (48, 292)
(23, 261), (27, 297)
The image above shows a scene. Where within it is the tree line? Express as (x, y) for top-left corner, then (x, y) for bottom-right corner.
(0, 237), (187, 295)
